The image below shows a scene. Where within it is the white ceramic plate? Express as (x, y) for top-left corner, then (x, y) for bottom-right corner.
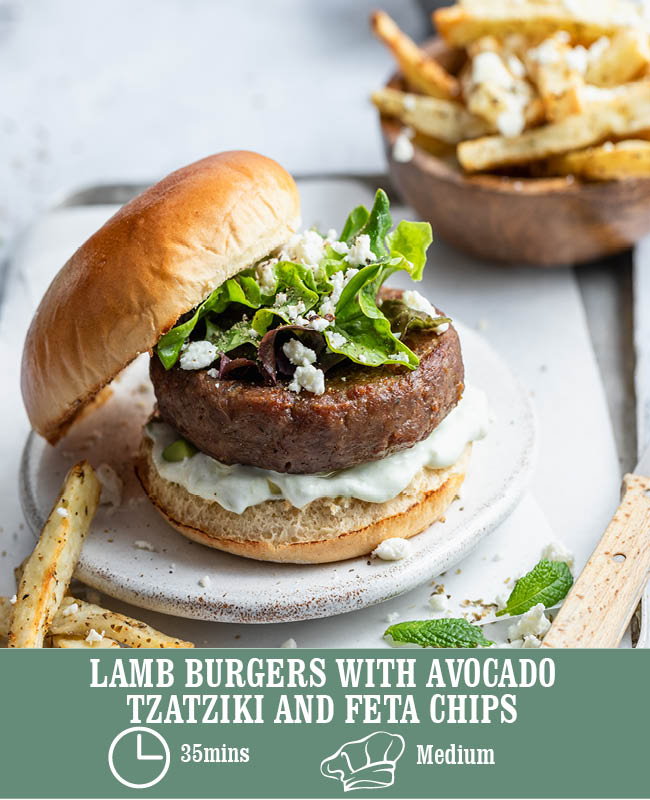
(20, 322), (536, 623)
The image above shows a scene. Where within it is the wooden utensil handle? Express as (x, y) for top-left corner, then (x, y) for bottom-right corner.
(543, 473), (650, 649)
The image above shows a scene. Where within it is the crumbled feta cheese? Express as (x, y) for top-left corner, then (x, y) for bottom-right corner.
(429, 593), (449, 613)
(588, 36), (610, 63)
(472, 51), (515, 89)
(372, 538), (411, 561)
(134, 540), (155, 552)
(85, 628), (105, 645)
(393, 130), (414, 162)
(283, 338), (317, 367)
(508, 603), (551, 643)
(325, 229), (338, 242)
(540, 540), (575, 569)
(565, 45), (588, 74)
(403, 289), (436, 316)
(62, 602), (79, 616)
(346, 235), (375, 267)
(521, 634), (543, 648)
(496, 103), (525, 137)
(256, 259), (278, 294)
(288, 364), (325, 395)
(435, 322), (450, 333)
(602, 141), (614, 152)
(56, 506), (69, 518)
(327, 331), (347, 349)
(388, 352), (410, 364)
(506, 54), (525, 78)
(9, 594), (16, 605)
(199, 575), (211, 588)
(281, 638), (297, 648)
(180, 340), (217, 370)
(495, 591), (509, 611)
(329, 267), (359, 305)
(285, 300), (306, 321)
(274, 291), (288, 306)
(403, 93), (417, 110)
(96, 463), (123, 514)
(281, 230), (326, 267)
(206, 368), (219, 379)
(528, 38), (562, 66)
(386, 612), (400, 623)
(319, 298), (336, 318)
(330, 240), (349, 255)
(305, 315), (330, 332)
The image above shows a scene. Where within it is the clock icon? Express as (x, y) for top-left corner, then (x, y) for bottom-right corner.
(108, 726), (170, 789)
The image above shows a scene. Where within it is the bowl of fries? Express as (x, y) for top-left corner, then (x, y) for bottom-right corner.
(371, 2), (650, 266)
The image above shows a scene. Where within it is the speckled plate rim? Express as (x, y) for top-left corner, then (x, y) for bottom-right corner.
(19, 324), (537, 623)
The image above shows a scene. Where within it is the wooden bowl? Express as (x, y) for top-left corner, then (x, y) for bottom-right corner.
(379, 38), (650, 266)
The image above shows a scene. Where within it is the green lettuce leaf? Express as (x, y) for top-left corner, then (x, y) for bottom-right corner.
(155, 189), (435, 372)
(381, 298), (450, 339)
(205, 318), (260, 355)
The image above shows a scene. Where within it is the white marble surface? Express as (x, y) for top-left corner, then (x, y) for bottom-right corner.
(0, 0), (423, 248)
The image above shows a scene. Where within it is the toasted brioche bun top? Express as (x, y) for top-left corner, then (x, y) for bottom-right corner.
(21, 151), (301, 443)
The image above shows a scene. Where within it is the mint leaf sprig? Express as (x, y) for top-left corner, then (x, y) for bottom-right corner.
(496, 559), (573, 618)
(385, 618), (494, 649)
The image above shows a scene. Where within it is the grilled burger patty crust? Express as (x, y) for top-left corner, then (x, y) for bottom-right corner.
(150, 295), (464, 474)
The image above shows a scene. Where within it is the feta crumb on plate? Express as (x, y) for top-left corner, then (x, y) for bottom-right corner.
(386, 612), (400, 624)
(507, 603), (550, 644)
(540, 540), (575, 569)
(134, 540), (155, 552)
(429, 593), (449, 613)
(62, 602), (79, 617)
(372, 538), (411, 561)
(180, 340), (217, 370)
(199, 575), (211, 588)
(281, 638), (297, 648)
(96, 463), (124, 513)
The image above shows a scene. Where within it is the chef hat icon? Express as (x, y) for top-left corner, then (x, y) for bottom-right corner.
(320, 731), (405, 792)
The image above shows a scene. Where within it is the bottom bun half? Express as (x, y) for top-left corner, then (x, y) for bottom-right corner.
(136, 438), (471, 564)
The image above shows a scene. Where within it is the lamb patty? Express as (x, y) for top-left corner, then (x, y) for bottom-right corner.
(150, 298), (464, 474)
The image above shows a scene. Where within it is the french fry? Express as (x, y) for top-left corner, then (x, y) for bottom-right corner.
(457, 81), (650, 171)
(434, 0), (645, 48)
(50, 597), (194, 648)
(52, 634), (121, 649)
(372, 87), (492, 143)
(371, 10), (460, 100)
(524, 33), (586, 121)
(546, 139), (650, 179)
(585, 30), (650, 87)
(8, 462), (101, 648)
